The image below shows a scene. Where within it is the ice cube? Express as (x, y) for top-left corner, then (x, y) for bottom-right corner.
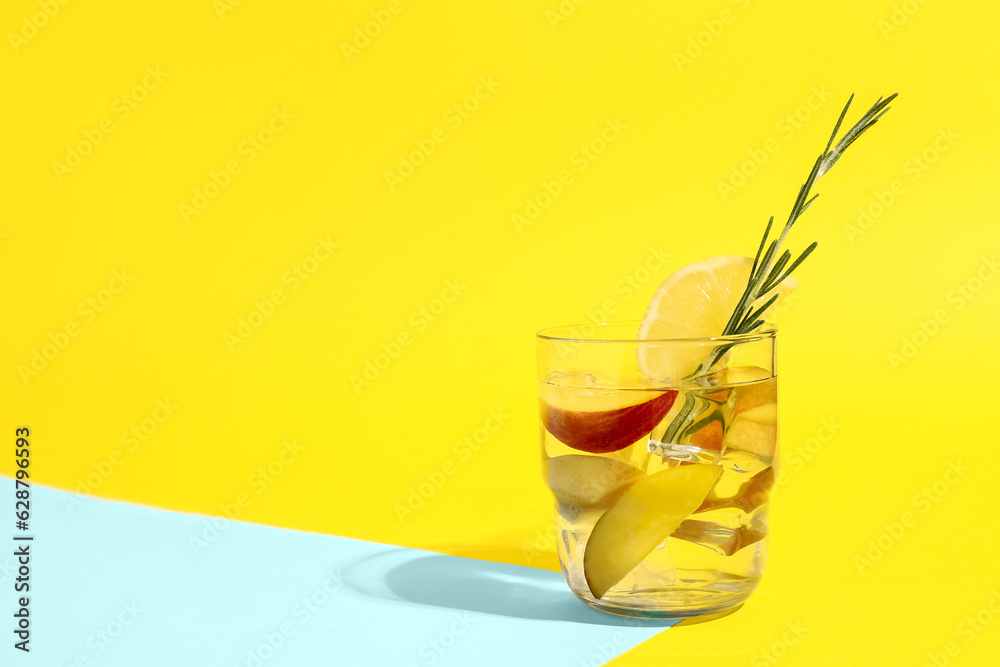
(670, 519), (768, 556)
(696, 466), (774, 514)
(647, 439), (723, 465)
(646, 377), (738, 464)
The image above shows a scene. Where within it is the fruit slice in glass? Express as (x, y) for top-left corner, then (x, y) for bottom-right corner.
(583, 463), (722, 599)
(539, 379), (677, 454)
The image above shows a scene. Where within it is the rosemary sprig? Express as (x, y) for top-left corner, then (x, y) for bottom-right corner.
(723, 92), (897, 340)
(658, 93), (896, 447)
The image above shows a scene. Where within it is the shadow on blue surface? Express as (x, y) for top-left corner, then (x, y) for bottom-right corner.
(19, 481), (673, 666)
(344, 549), (673, 628)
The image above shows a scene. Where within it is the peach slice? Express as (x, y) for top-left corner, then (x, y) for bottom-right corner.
(731, 373), (777, 417)
(583, 463), (722, 599)
(546, 455), (644, 516)
(722, 402), (777, 458)
(688, 419), (725, 451)
(540, 387), (677, 454)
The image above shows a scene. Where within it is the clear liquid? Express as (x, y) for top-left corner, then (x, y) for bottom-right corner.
(540, 373), (776, 618)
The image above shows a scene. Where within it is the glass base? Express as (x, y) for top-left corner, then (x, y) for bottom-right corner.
(583, 599), (747, 624)
(572, 583), (756, 619)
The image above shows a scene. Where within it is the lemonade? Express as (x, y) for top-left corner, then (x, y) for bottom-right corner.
(538, 323), (777, 617)
(536, 93), (895, 618)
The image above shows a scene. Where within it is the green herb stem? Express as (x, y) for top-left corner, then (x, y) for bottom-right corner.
(654, 93), (896, 450)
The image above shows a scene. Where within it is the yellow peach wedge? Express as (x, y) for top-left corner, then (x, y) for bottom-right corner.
(546, 455), (644, 511)
(583, 463), (722, 599)
(722, 402), (777, 458)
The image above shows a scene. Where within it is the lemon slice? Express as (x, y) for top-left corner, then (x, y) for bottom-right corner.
(637, 255), (796, 380)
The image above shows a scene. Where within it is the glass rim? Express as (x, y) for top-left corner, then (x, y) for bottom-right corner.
(535, 320), (777, 344)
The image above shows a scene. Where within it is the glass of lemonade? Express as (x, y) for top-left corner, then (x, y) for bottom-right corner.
(532, 93), (895, 619)
(536, 321), (777, 619)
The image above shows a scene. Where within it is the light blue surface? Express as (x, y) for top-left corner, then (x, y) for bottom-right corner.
(3, 480), (675, 666)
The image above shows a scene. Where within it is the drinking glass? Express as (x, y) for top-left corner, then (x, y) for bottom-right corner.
(537, 321), (777, 618)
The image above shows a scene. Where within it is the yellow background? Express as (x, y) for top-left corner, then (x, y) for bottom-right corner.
(3, 0), (999, 664)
